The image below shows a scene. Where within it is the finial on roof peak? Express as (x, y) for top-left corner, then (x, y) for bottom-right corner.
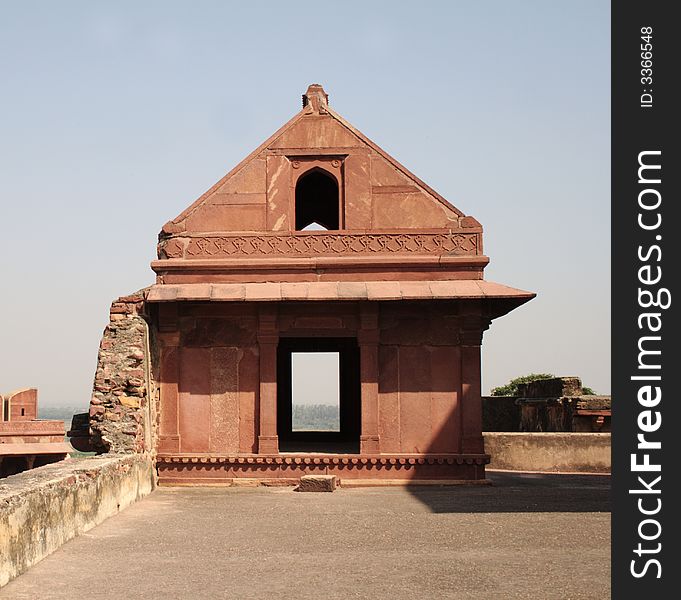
(302, 84), (329, 114)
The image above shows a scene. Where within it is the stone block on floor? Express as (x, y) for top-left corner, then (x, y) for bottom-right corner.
(297, 474), (337, 492)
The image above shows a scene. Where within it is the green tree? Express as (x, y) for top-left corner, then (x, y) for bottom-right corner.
(491, 373), (597, 396)
(490, 373), (555, 396)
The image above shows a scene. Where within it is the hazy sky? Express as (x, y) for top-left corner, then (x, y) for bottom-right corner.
(0, 1), (610, 409)
(292, 353), (340, 408)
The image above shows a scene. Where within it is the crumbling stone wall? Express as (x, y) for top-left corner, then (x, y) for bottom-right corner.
(516, 376), (583, 398)
(89, 290), (156, 453)
(482, 396), (520, 431)
(482, 377), (611, 433)
(518, 397), (611, 433)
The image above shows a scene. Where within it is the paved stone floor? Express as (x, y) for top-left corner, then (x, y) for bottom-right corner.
(1, 472), (610, 600)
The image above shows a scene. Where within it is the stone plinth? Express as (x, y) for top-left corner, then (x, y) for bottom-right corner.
(155, 452), (489, 486)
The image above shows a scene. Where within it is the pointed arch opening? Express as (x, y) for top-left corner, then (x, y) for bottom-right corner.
(295, 168), (340, 231)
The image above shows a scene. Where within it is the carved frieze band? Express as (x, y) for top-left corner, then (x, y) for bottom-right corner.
(160, 232), (480, 260)
(156, 454), (490, 466)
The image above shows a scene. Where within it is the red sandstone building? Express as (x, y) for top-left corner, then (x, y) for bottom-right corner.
(1, 389), (71, 478)
(88, 85), (534, 485)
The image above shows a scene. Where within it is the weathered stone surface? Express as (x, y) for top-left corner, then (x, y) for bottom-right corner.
(484, 432), (611, 473)
(575, 396), (612, 411)
(298, 474), (337, 492)
(484, 378), (612, 433)
(518, 397), (612, 433)
(88, 290), (154, 454)
(209, 347), (240, 453)
(482, 396), (521, 432)
(0, 454), (155, 587)
(517, 377), (583, 398)
(119, 395), (140, 409)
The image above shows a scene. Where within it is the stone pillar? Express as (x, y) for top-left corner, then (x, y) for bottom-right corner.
(158, 342), (180, 453)
(460, 318), (489, 454)
(158, 304), (180, 453)
(359, 304), (380, 454)
(258, 306), (279, 454)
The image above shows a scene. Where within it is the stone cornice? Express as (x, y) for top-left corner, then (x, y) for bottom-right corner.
(151, 255), (489, 275)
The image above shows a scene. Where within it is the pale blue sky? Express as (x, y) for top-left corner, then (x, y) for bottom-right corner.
(0, 1), (610, 409)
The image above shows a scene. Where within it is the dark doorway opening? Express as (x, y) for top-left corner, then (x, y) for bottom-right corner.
(295, 168), (340, 231)
(277, 338), (360, 453)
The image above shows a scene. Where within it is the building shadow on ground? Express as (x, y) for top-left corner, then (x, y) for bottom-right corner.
(406, 471), (611, 514)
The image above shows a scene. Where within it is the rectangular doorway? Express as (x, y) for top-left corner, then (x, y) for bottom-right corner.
(291, 352), (340, 432)
(277, 338), (360, 453)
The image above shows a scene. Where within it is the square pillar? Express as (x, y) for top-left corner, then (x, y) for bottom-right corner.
(158, 317), (181, 453)
(257, 306), (279, 454)
(459, 318), (489, 454)
(359, 304), (380, 454)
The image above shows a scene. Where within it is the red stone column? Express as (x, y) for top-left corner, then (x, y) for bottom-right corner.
(459, 318), (489, 454)
(257, 306), (279, 454)
(158, 331), (181, 453)
(359, 304), (380, 454)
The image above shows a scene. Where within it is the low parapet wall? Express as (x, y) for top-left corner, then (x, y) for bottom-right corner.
(0, 454), (155, 588)
(484, 432), (611, 473)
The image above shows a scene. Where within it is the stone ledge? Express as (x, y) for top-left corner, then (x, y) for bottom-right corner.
(0, 454), (156, 588)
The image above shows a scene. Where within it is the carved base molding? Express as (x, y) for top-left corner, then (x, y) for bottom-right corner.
(156, 453), (490, 486)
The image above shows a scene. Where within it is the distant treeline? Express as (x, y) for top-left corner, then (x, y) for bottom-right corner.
(292, 404), (340, 431)
(38, 405), (88, 426)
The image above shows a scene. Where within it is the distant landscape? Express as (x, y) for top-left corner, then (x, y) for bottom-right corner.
(35, 404), (341, 433)
(38, 405), (88, 429)
(292, 404), (340, 431)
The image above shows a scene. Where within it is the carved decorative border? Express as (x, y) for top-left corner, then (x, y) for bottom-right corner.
(159, 232), (480, 260)
(157, 454), (490, 466)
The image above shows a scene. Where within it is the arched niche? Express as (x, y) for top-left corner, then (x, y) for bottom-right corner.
(295, 167), (340, 231)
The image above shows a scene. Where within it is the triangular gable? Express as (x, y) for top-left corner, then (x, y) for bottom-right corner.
(163, 85), (472, 235)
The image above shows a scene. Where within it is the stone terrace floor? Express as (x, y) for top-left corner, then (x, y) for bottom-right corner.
(1, 472), (610, 600)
